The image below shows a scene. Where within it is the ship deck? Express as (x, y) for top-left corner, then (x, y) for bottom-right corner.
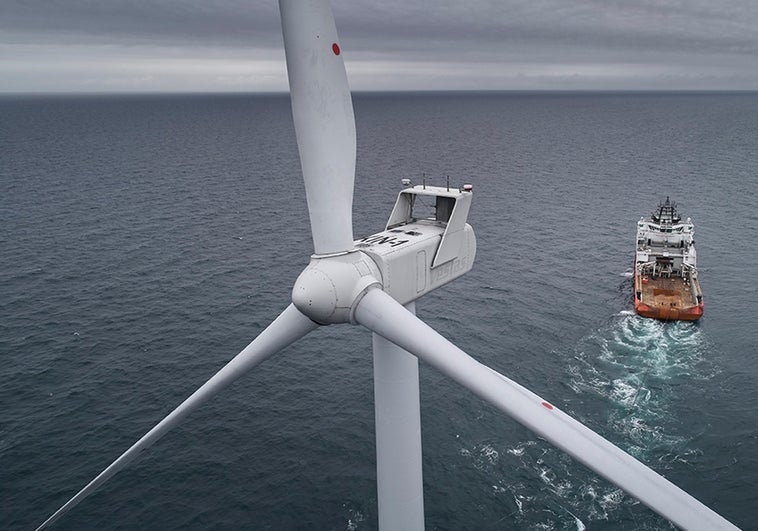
(635, 274), (702, 320)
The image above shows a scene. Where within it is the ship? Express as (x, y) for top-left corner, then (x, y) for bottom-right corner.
(634, 197), (703, 321)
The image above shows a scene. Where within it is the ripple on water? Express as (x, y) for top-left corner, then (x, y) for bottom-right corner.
(567, 315), (718, 461)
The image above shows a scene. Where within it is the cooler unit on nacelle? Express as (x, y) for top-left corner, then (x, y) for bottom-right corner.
(355, 183), (476, 305)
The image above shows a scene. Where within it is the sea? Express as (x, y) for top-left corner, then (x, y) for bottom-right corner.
(1, 91), (757, 530)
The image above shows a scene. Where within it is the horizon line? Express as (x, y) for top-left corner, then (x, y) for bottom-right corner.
(2, 88), (758, 98)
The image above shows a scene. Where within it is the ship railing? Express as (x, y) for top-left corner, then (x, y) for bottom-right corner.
(637, 260), (695, 280)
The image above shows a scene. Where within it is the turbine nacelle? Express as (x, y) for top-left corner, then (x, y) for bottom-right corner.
(293, 182), (477, 325)
(357, 183), (476, 305)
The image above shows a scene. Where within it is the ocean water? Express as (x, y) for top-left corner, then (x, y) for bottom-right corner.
(2, 91), (757, 530)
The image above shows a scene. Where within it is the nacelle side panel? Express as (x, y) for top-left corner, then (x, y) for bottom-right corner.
(356, 222), (476, 305)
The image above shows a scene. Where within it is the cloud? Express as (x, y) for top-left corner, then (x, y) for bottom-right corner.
(0, 1), (280, 46)
(1, 0), (757, 93)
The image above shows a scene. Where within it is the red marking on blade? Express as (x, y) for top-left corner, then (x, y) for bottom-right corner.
(332, 43), (341, 55)
(542, 401), (554, 410)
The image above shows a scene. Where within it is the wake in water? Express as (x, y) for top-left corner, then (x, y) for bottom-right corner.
(567, 314), (716, 461)
(457, 437), (630, 530)
(456, 314), (718, 529)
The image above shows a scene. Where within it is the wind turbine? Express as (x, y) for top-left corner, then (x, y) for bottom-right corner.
(38, 1), (738, 529)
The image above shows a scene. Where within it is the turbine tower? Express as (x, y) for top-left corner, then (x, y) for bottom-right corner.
(37, 1), (738, 529)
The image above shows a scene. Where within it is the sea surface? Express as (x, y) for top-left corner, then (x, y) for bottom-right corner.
(1, 91), (757, 530)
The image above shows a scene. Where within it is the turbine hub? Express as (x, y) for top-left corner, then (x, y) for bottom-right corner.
(292, 251), (382, 325)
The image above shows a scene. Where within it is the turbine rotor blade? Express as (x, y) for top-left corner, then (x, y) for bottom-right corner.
(37, 304), (318, 531)
(354, 288), (737, 531)
(280, 0), (356, 255)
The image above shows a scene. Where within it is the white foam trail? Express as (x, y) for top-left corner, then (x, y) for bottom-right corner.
(558, 312), (719, 512)
(456, 315), (720, 529)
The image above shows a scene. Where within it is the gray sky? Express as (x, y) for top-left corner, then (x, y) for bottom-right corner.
(2, 0), (758, 93)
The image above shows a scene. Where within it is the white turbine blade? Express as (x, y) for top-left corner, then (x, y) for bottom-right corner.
(354, 289), (738, 531)
(37, 304), (318, 531)
(280, 0), (356, 255)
